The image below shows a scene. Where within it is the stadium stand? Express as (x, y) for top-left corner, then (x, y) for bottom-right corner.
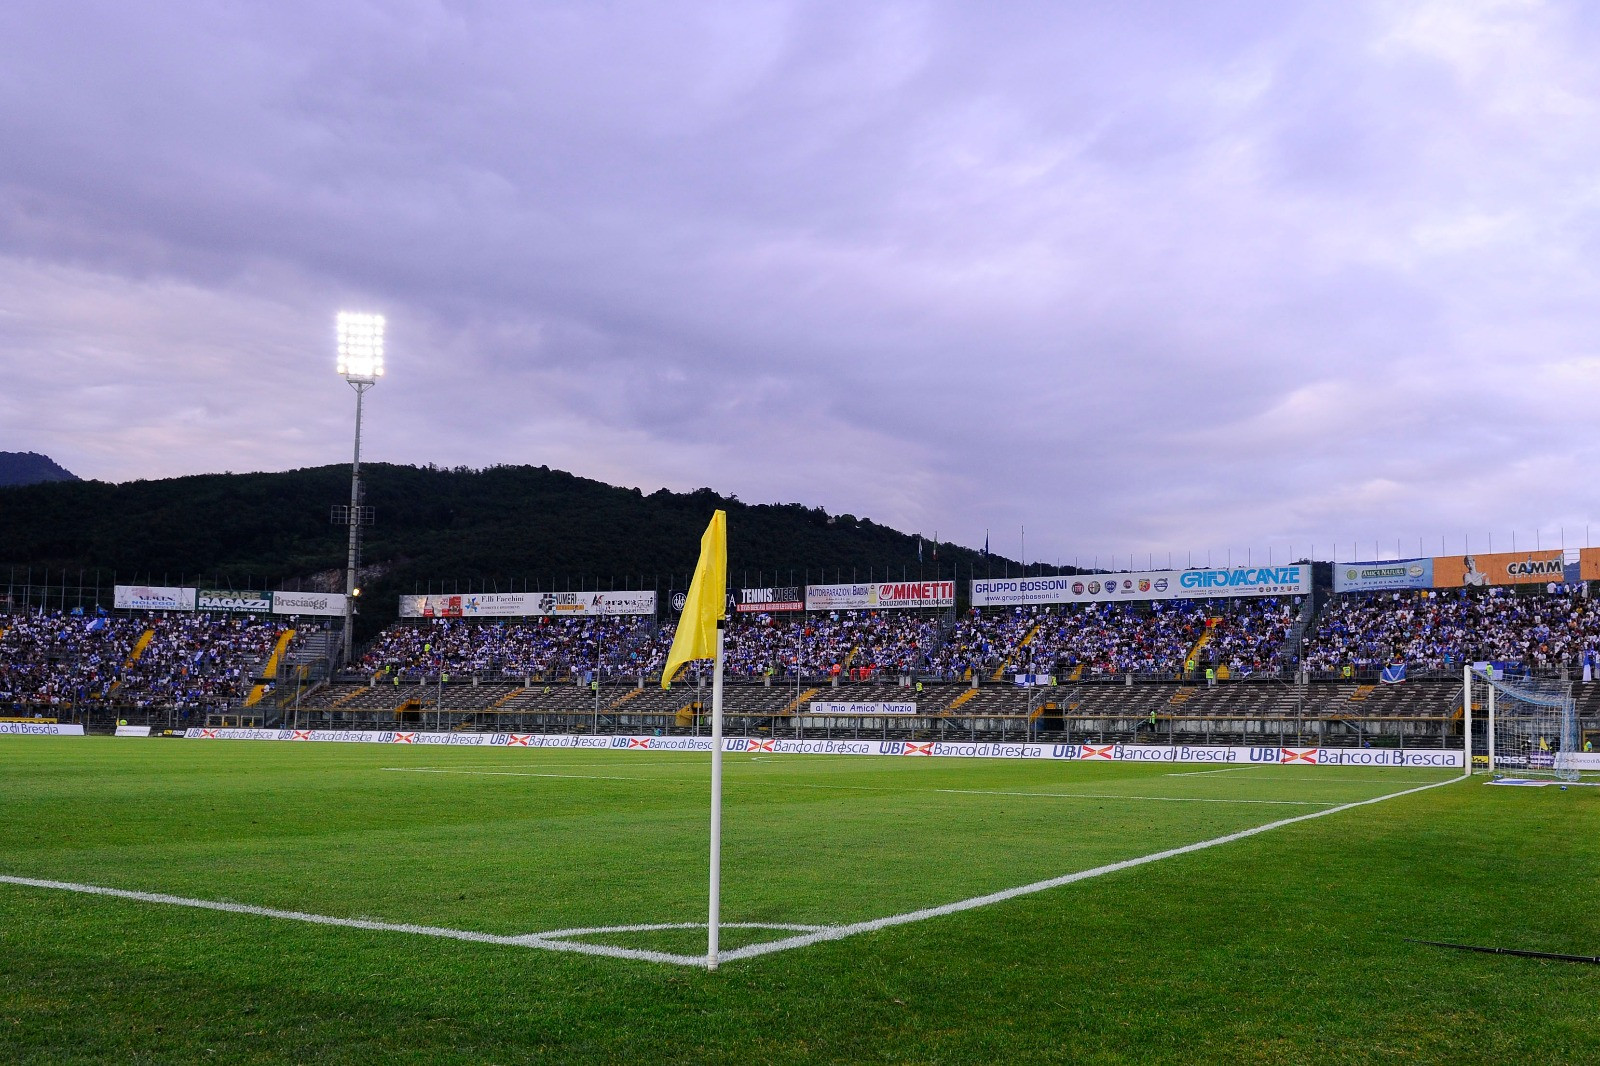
(8, 572), (1600, 750)
(1300, 586), (1600, 677)
(0, 612), (311, 714)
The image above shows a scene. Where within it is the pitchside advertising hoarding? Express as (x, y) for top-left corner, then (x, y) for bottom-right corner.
(1333, 559), (1433, 593)
(181, 728), (1463, 767)
(804, 581), (955, 611)
(971, 565), (1310, 608)
(737, 586), (804, 612)
(398, 590), (657, 618)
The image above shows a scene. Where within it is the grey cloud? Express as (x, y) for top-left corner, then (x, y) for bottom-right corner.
(3, 0), (1600, 566)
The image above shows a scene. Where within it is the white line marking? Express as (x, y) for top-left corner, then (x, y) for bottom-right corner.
(0, 776), (1462, 969)
(1166, 766), (1258, 777)
(787, 781), (1331, 806)
(932, 788), (1334, 807)
(713, 775), (1463, 963)
(381, 768), (642, 782)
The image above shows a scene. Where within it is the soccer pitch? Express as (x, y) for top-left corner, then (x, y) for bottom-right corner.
(3, 738), (1598, 1063)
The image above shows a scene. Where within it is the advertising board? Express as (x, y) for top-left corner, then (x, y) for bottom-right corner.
(804, 581), (954, 611)
(971, 565), (1310, 607)
(197, 589), (272, 612)
(0, 722), (86, 735)
(271, 591), (348, 617)
(183, 728), (1462, 767)
(1431, 550), (1563, 588)
(1332, 559), (1433, 593)
(113, 585), (196, 611)
(737, 586), (805, 613)
(398, 590), (658, 618)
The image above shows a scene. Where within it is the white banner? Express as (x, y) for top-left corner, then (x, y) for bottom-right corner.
(971, 565), (1311, 608)
(182, 728), (1459, 767)
(114, 725), (152, 737)
(399, 590), (657, 618)
(808, 702), (919, 715)
(0, 722), (86, 736)
(114, 585), (195, 611)
(805, 581), (955, 611)
(271, 591), (347, 617)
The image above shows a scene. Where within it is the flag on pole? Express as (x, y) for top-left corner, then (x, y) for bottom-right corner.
(662, 510), (727, 688)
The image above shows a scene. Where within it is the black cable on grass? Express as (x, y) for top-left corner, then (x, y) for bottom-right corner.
(1406, 939), (1600, 965)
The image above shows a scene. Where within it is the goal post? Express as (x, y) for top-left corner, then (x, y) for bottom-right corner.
(1477, 668), (1581, 782)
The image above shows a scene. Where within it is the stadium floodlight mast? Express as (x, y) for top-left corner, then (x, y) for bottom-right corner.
(336, 312), (384, 667)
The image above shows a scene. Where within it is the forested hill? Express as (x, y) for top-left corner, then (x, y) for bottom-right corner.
(0, 451), (78, 487)
(0, 463), (1030, 635)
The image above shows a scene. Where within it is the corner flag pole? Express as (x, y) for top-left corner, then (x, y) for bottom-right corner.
(657, 508), (728, 972)
(708, 617), (726, 971)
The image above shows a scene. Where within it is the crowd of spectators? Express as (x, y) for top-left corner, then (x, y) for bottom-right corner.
(922, 598), (1301, 681)
(0, 611), (300, 710)
(117, 615), (298, 707)
(1300, 586), (1600, 676)
(363, 612), (949, 683)
(1026, 602), (1210, 678)
(1201, 598), (1301, 677)
(359, 617), (669, 681)
(928, 609), (1037, 679)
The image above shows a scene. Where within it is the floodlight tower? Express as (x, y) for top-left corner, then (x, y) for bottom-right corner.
(335, 312), (384, 667)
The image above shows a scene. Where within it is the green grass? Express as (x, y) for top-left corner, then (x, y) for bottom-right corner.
(1, 737), (1597, 1063)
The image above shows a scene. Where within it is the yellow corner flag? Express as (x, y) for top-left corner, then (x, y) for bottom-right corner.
(662, 509), (727, 688)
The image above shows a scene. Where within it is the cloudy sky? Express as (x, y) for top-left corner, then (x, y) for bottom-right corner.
(3, 0), (1599, 567)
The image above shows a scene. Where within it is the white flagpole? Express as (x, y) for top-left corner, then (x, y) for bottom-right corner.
(708, 618), (727, 971)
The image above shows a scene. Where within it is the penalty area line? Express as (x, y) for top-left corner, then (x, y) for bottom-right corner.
(714, 774), (1465, 963)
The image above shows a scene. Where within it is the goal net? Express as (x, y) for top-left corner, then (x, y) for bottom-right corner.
(1482, 671), (1580, 782)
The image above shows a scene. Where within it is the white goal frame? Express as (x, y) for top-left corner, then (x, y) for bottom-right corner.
(1476, 668), (1580, 782)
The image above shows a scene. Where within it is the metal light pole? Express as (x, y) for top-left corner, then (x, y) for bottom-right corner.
(335, 312), (384, 668)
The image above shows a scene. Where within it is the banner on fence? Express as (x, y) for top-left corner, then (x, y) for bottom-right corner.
(1431, 550), (1564, 588)
(114, 725), (152, 737)
(197, 589), (272, 613)
(113, 585), (196, 611)
(271, 591), (347, 617)
(737, 586), (805, 613)
(971, 565), (1310, 607)
(398, 590), (657, 618)
(181, 728), (1461, 767)
(805, 581), (955, 611)
(1333, 559), (1433, 593)
(807, 702), (919, 715)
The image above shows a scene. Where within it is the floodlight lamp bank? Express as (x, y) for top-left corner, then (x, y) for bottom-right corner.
(336, 311), (386, 383)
